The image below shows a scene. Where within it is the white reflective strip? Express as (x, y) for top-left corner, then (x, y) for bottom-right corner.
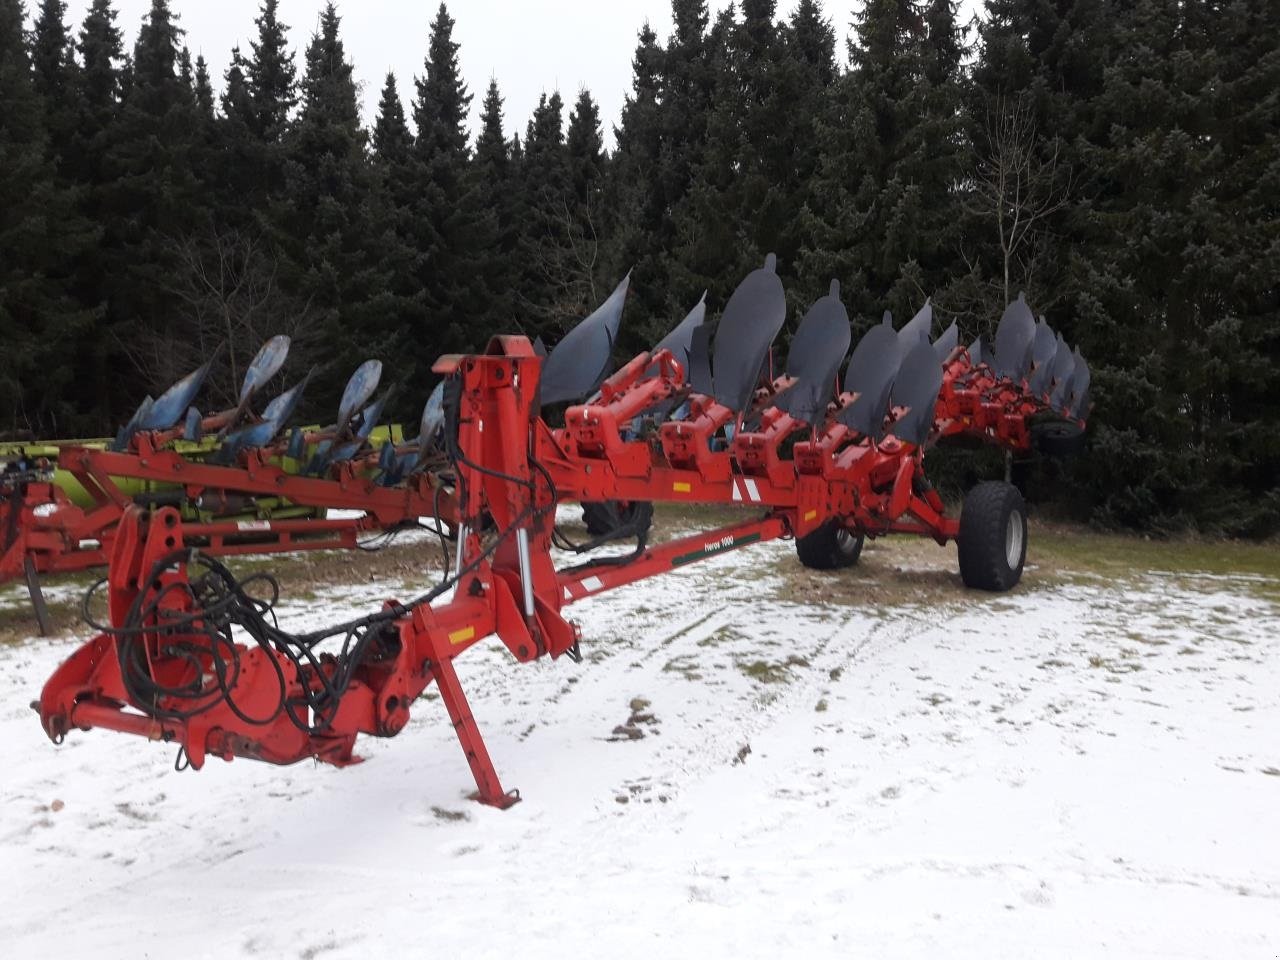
(582, 576), (604, 593)
(732, 480), (743, 501)
(744, 478), (761, 502)
(563, 586), (574, 601)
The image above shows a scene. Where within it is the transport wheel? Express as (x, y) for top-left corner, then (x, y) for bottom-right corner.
(581, 500), (653, 539)
(795, 519), (864, 570)
(1031, 419), (1086, 457)
(957, 481), (1027, 591)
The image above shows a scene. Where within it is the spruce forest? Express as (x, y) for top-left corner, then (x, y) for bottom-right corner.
(0, 0), (1276, 536)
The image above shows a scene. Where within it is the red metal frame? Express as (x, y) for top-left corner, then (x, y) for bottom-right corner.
(2, 437), (456, 584)
(36, 336), (1081, 805)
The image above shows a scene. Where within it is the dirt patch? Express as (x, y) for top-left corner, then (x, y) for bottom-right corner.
(2, 509), (1274, 643)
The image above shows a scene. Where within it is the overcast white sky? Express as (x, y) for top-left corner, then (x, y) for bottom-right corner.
(50, 1), (981, 147)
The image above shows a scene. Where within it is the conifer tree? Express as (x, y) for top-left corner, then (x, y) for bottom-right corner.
(669, 1), (801, 315)
(217, 2), (296, 228)
(410, 2), (492, 357)
(30, 0), (79, 173)
(1064, 0), (1280, 534)
(372, 71), (412, 164)
(517, 90), (581, 336)
(193, 53), (213, 120)
(60, 0), (124, 429)
(245, 0), (296, 141)
(473, 78), (518, 331)
(605, 22), (668, 343)
(371, 69), (430, 380)
(801, 0), (966, 323)
(0, 0), (94, 433)
(270, 2), (390, 401)
(99, 0), (210, 390)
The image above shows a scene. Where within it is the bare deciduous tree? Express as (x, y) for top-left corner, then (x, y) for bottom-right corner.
(120, 229), (316, 410)
(962, 93), (1073, 309)
(517, 193), (602, 338)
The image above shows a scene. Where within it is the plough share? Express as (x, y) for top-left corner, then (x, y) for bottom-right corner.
(35, 257), (1089, 806)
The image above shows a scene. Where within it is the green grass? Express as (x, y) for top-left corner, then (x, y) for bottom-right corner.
(737, 654), (810, 684)
(1026, 523), (1280, 581)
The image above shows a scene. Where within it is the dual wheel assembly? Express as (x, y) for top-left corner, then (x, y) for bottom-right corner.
(795, 481), (1028, 592)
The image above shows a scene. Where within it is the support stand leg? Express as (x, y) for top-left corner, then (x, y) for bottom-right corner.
(430, 650), (520, 809)
(24, 557), (51, 637)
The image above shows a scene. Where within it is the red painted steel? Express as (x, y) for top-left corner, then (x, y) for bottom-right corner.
(36, 334), (1081, 805)
(1, 437), (456, 586)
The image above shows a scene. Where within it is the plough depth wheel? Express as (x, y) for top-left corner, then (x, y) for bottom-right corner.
(796, 519), (865, 570)
(581, 500), (654, 540)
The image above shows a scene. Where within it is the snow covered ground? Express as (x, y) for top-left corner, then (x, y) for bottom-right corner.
(1, 528), (1277, 959)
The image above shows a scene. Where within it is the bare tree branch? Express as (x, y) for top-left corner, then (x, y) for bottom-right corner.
(116, 228), (318, 411)
(961, 92), (1074, 307)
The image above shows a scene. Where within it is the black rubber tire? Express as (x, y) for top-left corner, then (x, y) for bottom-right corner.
(795, 520), (864, 570)
(957, 481), (1027, 591)
(1031, 419), (1087, 458)
(581, 500), (654, 540)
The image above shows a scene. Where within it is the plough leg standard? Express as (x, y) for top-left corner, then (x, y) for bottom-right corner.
(37, 257), (1089, 805)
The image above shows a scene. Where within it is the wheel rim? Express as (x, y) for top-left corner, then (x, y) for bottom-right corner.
(1005, 511), (1024, 568)
(836, 529), (858, 557)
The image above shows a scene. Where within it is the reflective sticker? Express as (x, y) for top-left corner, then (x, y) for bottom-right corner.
(582, 576), (604, 593)
(448, 625), (476, 645)
(236, 520), (271, 532)
(804, 509), (818, 522)
(744, 478), (761, 502)
(673, 481), (692, 493)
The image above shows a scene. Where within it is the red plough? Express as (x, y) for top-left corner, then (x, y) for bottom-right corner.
(36, 258), (1089, 805)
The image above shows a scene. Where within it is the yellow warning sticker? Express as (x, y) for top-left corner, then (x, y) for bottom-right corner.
(448, 626), (476, 645)
(673, 481), (692, 493)
(804, 510), (818, 522)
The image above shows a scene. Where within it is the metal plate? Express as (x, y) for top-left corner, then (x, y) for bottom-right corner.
(216, 379), (308, 459)
(1028, 323), (1059, 395)
(1068, 350), (1091, 418)
(775, 279), (851, 425)
(338, 360), (383, 431)
(993, 293), (1036, 380)
(111, 396), (154, 451)
(261, 379), (306, 428)
(968, 336), (985, 366)
(141, 360), (214, 430)
(354, 394), (389, 441)
(420, 382), (445, 450)
(688, 323), (714, 397)
(541, 273), (631, 405)
(712, 254), (787, 413)
(896, 299), (933, 348)
(183, 407), (203, 442)
(649, 293), (708, 383)
(889, 339), (945, 446)
(239, 335), (291, 403)
(932, 321), (959, 362)
(1048, 335), (1076, 407)
(1032, 319), (1057, 366)
(838, 321), (902, 440)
